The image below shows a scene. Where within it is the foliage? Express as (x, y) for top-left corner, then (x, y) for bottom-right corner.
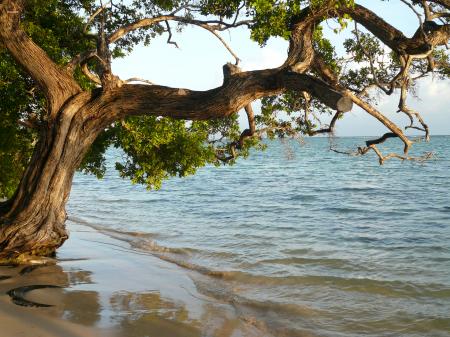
(113, 117), (217, 189)
(1, 0), (448, 198)
(0, 0), (97, 198)
(0, 51), (37, 198)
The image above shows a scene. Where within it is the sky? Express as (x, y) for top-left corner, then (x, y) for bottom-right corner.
(112, 0), (450, 136)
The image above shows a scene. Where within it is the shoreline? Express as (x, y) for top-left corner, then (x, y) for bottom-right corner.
(0, 222), (267, 337)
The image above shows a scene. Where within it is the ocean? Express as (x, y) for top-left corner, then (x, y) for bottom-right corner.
(67, 136), (450, 336)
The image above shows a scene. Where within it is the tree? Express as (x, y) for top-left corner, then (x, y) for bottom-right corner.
(0, 0), (449, 260)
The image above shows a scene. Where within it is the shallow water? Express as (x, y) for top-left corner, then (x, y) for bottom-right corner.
(68, 136), (450, 336)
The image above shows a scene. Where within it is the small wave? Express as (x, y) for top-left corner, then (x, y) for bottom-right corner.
(289, 195), (318, 202)
(281, 248), (314, 255)
(441, 206), (450, 213)
(197, 271), (450, 299)
(95, 198), (132, 203)
(131, 240), (197, 255)
(69, 216), (159, 239)
(338, 186), (379, 192)
(68, 217), (450, 300)
(260, 257), (360, 271)
(322, 207), (364, 214)
(68, 217), (194, 255)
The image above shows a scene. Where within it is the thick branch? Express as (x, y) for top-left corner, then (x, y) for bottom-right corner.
(0, 0), (81, 117)
(85, 67), (352, 130)
(284, 24), (314, 73)
(344, 90), (412, 153)
(292, 3), (450, 56)
(343, 4), (449, 55)
(81, 63), (101, 85)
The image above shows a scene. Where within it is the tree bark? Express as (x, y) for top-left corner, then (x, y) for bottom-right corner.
(0, 93), (93, 260)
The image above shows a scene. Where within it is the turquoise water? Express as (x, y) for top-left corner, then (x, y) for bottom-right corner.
(68, 136), (450, 336)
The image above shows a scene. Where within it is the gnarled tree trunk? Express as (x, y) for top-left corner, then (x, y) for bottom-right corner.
(0, 94), (94, 259)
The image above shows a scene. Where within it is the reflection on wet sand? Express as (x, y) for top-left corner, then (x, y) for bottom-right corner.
(63, 291), (101, 326)
(110, 291), (201, 337)
(0, 223), (269, 337)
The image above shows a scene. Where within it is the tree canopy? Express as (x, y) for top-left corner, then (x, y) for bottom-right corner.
(1, 0), (449, 199)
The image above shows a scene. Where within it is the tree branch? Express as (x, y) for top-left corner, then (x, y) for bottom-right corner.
(66, 49), (97, 72)
(292, 3), (450, 56)
(164, 21), (179, 48)
(312, 53), (413, 155)
(81, 63), (101, 85)
(429, 0), (450, 10)
(0, 0), (81, 117)
(368, 144), (434, 165)
(330, 143), (434, 165)
(85, 67), (352, 130)
(214, 103), (257, 162)
(343, 90), (412, 153)
(108, 15), (245, 64)
(307, 111), (342, 136)
(83, 1), (112, 33)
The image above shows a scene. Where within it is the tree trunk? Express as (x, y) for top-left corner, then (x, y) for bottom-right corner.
(0, 93), (94, 260)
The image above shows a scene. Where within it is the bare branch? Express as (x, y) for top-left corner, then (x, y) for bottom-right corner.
(214, 103), (257, 162)
(308, 111), (343, 136)
(343, 90), (412, 153)
(330, 143), (435, 165)
(108, 15), (244, 64)
(429, 0), (450, 10)
(165, 21), (179, 48)
(401, 0), (425, 28)
(385, 54), (431, 141)
(199, 25), (241, 65)
(67, 49), (97, 72)
(368, 144), (434, 165)
(84, 1), (112, 33)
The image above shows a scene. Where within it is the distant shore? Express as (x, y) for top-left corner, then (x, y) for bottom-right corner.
(0, 222), (268, 337)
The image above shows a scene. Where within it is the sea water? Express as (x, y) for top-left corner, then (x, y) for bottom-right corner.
(68, 136), (450, 336)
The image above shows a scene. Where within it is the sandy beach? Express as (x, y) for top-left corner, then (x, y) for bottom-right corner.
(0, 222), (268, 337)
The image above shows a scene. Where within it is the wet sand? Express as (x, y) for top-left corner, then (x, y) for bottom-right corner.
(0, 223), (266, 337)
